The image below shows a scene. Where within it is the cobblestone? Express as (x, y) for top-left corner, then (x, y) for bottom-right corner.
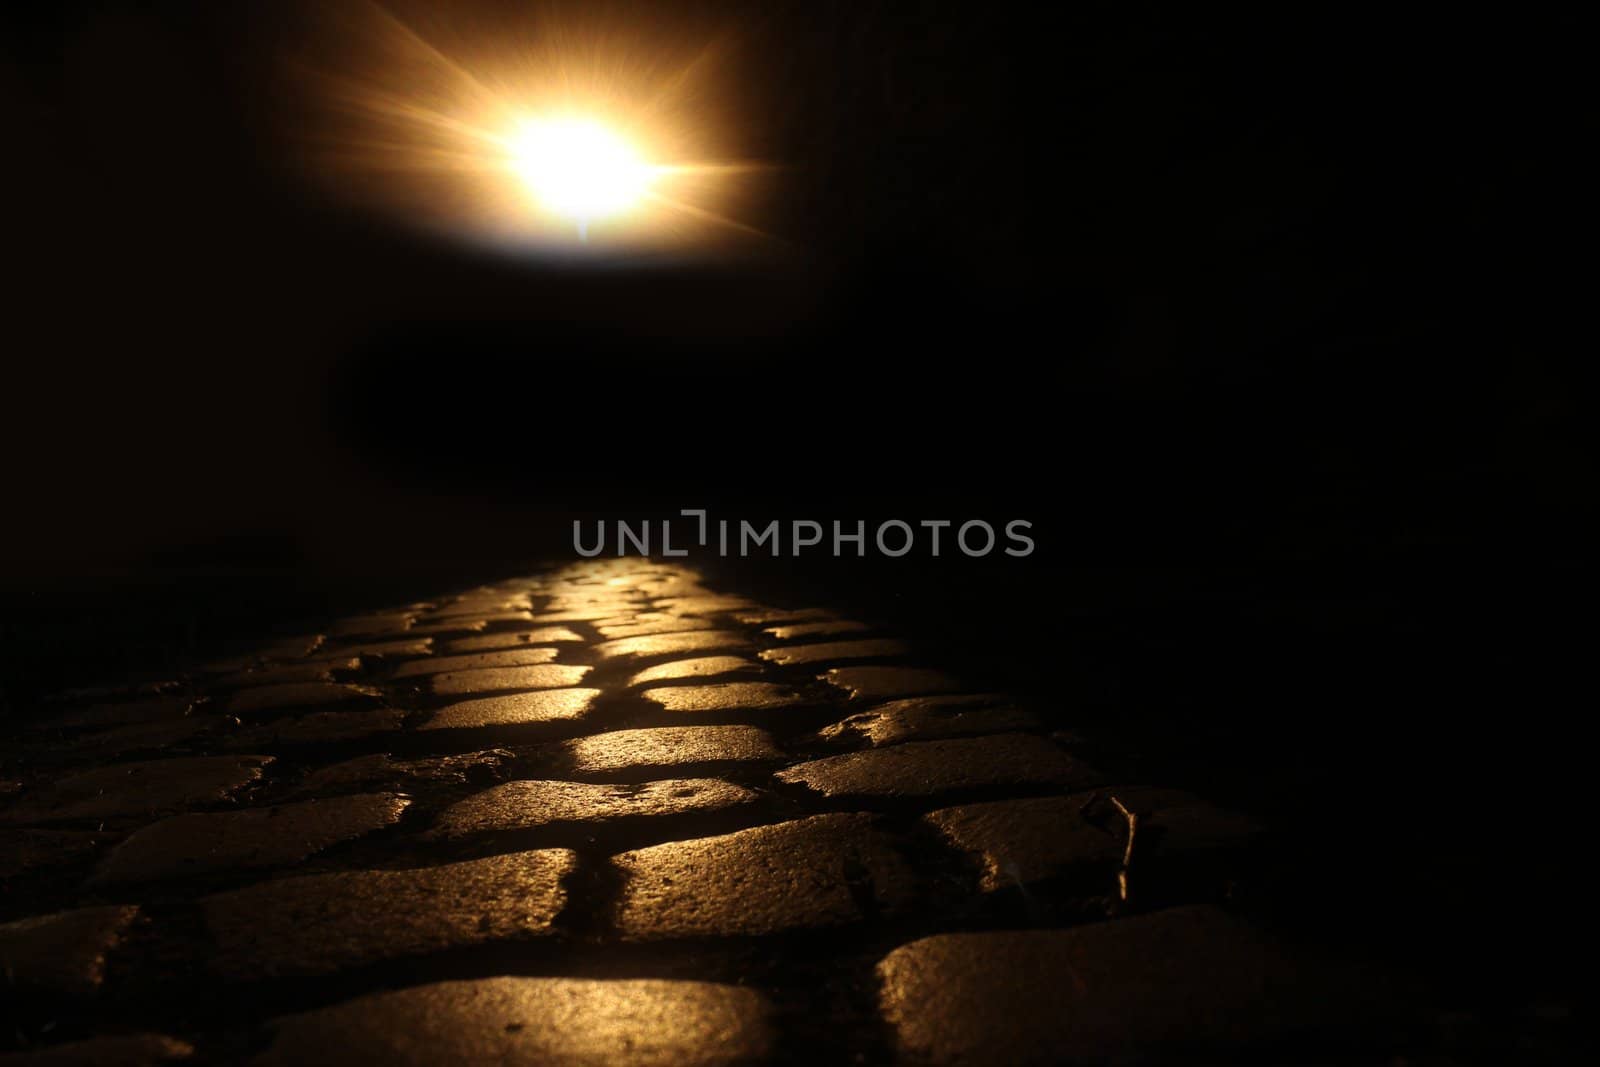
(758, 638), (910, 667)
(0, 1033), (193, 1065)
(626, 656), (758, 687)
(419, 688), (601, 731)
(388, 646), (561, 679)
(443, 627), (583, 652)
(430, 664), (591, 697)
(289, 751), (516, 796)
(0, 756), (272, 825)
(877, 906), (1389, 1063)
(255, 977), (773, 1066)
(0, 829), (110, 879)
(224, 709), (406, 749)
(775, 734), (1100, 800)
(426, 779), (758, 841)
(592, 631), (749, 661)
(762, 618), (871, 640)
(610, 814), (914, 940)
(816, 694), (1037, 746)
(224, 683), (382, 717)
(558, 726), (783, 778)
(201, 850), (577, 979)
(91, 794), (409, 884)
(0, 905), (139, 996)
(639, 682), (805, 714)
(818, 666), (963, 701)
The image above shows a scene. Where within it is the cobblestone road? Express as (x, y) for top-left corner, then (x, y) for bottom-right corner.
(3, 561), (1422, 1064)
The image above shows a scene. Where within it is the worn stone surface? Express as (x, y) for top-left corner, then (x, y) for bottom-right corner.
(560, 726), (783, 777)
(0, 906), (140, 996)
(225, 684), (381, 717)
(420, 689), (602, 731)
(201, 850), (577, 979)
(314, 638), (433, 661)
(595, 615), (715, 640)
(927, 789), (1264, 893)
(211, 661), (351, 689)
(819, 666), (963, 701)
(92, 794), (410, 885)
(0, 1033), (193, 1065)
(758, 639), (909, 667)
(37, 697), (193, 732)
(817, 694), (1035, 747)
(877, 906), (1391, 1064)
(256, 977), (773, 1067)
(389, 647), (561, 679)
(639, 682), (805, 714)
(431, 664), (592, 697)
(0, 830), (110, 879)
(427, 779), (758, 841)
(592, 631), (749, 661)
(627, 657), (758, 688)
(776, 734), (1099, 800)
(444, 628), (583, 653)
(225, 709), (406, 749)
(290, 751), (516, 797)
(611, 814), (915, 940)
(1, 756), (273, 825)
(762, 619), (872, 641)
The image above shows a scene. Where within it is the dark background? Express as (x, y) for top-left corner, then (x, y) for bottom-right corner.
(2, 0), (1588, 1031)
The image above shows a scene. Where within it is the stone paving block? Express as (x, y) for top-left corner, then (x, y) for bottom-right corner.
(444, 627), (583, 653)
(426, 779), (759, 841)
(0, 830), (111, 879)
(640, 682), (805, 715)
(592, 631), (749, 662)
(404, 619), (494, 637)
(776, 733), (1101, 801)
(312, 638), (433, 661)
(0, 1033), (193, 1065)
(224, 683), (381, 718)
(758, 639), (910, 667)
(92, 794), (410, 885)
(0, 905), (140, 996)
(734, 607), (832, 626)
(559, 726), (783, 777)
(328, 613), (416, 637)
(610, 814), (915, 940)
(36, 697), (194, 732)
(71, 718), (219, 758)
(595, 615), (716, 640)
(430, 664), (592, 697)
(877, 905), (1394, 1064)
(817, 694), (1036, 747)
(290, 751), (516, 797)
(0, 756), (273, 825)
(420, 689), (602, 731)
(211, 660), (351, 689)
(650, 596), (756, 615)
(255, 977), (773, 1067)
(763, 619), (872, 640)
(530, 609), (628, 623)
(200, 850), (577, 979)
(627, 656), (759, 688)
(924, 789), (1263, 894)
(389, 647), (561, 679)
(819, 666), (964, 702)
(224, 709), (406, 749)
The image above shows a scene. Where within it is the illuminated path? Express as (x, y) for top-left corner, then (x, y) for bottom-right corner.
(1, 562), (1417, 1063)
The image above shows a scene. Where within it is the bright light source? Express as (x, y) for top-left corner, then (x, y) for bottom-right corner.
(507, 117), (655, 238)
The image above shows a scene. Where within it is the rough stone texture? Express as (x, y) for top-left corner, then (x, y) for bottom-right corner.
(211, 660), (351, 689)
(420, 689), (602, 731)
(313, 638), (433, 661)
(224, 684), (381, 717)
(926, 789), (1264, 893)
(92, 794), (410, 885)
(775, 734), (1100, 800)
(389, 647), (561, 679)
(426, 779), (758, 840)
(763, 619), (872, 640)
(758, 639), (909, 667)
(595, 616), (715, 640)
(38, 697), (193, 731)
(819, 667), (963, 702)
(560, 727), (783, 777)
(0, 906), (140, 996)
(735, 608), (831, 626)
(444, 628), (583, 653)
(329, 613), (416, 637)
(0, 1034), (193, 1065)
(431, 664), (592, 697)
(639, 683), (805, 714)
(877, 906), (1391, 1064)
(611, 814), (915, 940)
(201, 850), (577, 979)
(650, 596), (755, 616)
(225, 709), (406, 749)
(592, 631), (749, 661)
(817, 695), (1036, 747)
(0, 830), (110, 879)
(256, 977), (773, 1067)
(627, 657), (758, 688)
(290, 751), (516, 797)
(0, 756), (273, 825)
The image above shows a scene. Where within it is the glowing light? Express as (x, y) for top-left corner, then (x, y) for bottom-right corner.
(507, 118), (655, 239)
